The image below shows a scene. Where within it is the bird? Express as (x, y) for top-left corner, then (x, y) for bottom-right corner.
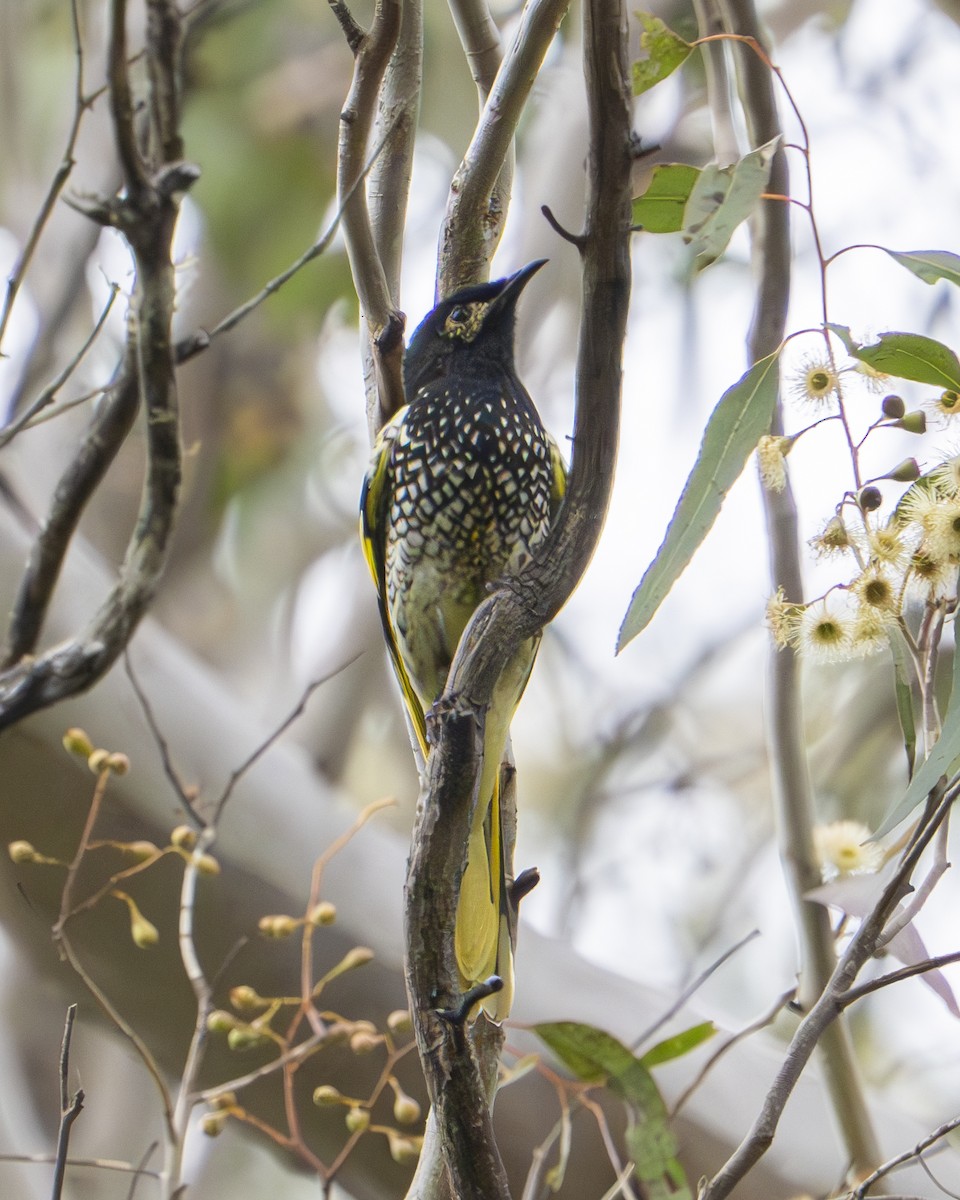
(360, 259), (566, 1021)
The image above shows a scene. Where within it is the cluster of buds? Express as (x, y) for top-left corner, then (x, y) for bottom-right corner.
(62, 727), (129, 775)
(311, 1077), (422, 1160)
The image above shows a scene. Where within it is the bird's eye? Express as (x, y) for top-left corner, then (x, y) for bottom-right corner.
(448, 304), (470, 325)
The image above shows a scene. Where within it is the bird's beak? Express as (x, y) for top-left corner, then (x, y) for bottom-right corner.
(495, 259), (548, 311)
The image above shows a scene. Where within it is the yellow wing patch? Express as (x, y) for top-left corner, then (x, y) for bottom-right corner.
(360, 411), (428, 757)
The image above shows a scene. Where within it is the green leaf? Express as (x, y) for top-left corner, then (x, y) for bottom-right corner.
(888, 628), (917, 780)
(632, 14), (693, 96)
(640, 1021), (716, 1069)
(683, 138), (780, 270)
(828, 325), (960, 391)
(885, 249), (960, 288)
(633, 164), (701, 233)
(617, 352), (780, 652)
(534, 1022), (690, 1200)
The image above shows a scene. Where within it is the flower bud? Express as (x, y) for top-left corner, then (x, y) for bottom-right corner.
(8, 840), (36, 864)
(345, 1106), (370, 1133)
(386, 1010), (413, 1035)
(87, 748), (111, 774)
(881, 394), (905, 419)
(258, 914), (299, 938)
(229, 985), (263, 1013)
(62, 728), (94, 757)
(386, 1131), (422, 1164)
(209, 1091), (237, 1111)
(312, 1085), (343, 1107)
(126, 840), (160, 861)
(170, 825), (197, 850)
(308, 901), (337, 927)
(350, 1031), (381, 1055)
(857, 485), (883, 512)
(895, 409), (927, 434)
(227, 1026), (269, 1052)
(393, 1092), (421, 1125)
(131, 914), (159, 949)
(201, 1112), (228, 1137)
(106, 752), (130, 775)
(882, 458), (920, 483)
(206, 1010), (237, 1034)
(196, 853), (221, 876)
(339, 946), (374, 972)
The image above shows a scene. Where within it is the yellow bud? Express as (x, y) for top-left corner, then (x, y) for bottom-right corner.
(105, 752), (130, 775)
(386, 1010), (412, 1035)
(201, 1112), (228, 1137)
(393, 1092), (421, 1126)
(312, 1085), (343, 1107)
(170, 825), (197, 850)
(62, 728), (94, 757)
(8, 840), (37, 864)
(309, 901), (337, 926)
(227, 1026), (268, 1052)
(258, 914), (299, 938)
(340, 946), (374, 971)
(229, 985), (263, 1013)
(345, 1107), (370, 1133)
(126, 840), (160, 861)
(209, 1091), (237, 1111)
(206, 1010), (237, 1034)
(88, 748), (111, 774)
(131, 914), (159, 949)
(350, 1031), (381, 1055)
(386, 1131), (422, 1164)
(196, 853), (220, 876)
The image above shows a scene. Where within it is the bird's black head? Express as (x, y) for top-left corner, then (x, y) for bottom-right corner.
(403, 260), (546, 398)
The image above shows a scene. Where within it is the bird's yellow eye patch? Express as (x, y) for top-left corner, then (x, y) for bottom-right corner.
(442, 301), (488, 343)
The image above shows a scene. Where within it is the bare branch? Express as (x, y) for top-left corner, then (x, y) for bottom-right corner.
(0, 0), (193, 729)
(52, 1004), (83, 1200)
(332, 0), (407, 428)
(712, 0), (880, 1176)
(437, 0), (571, 295)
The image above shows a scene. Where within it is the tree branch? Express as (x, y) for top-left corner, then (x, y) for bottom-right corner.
(714, 0), (880, 1178)
(437, 0), (570, 295)
(331, 0), (408, 429)
(0, 0), (192, 728)
(404, 1), (632, 1196)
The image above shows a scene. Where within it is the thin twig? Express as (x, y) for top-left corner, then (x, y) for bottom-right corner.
(852, 1115), (960, 1199)
(631, 928), (759, 1051)
(123, 652), (201, 823)
(213, 657), (360, 821)
(51, 1004), (83, 1200)
(0, 285), (119, 450)
(0, 0), (88, 358)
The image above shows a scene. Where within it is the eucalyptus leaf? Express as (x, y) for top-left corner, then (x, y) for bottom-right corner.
(828, 325), (960, 391)
(632, 14), (693, 96)
(684, 138), (779, 270)
(617, 352), (780, 652)
(640, 1021), (716, 1068)
(534, 1022), (690, 1200)
(885, 249), (960, 288)
(633, 164), (701, 233)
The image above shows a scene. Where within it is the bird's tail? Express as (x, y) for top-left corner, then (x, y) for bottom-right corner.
(455, 766), (514, 1022)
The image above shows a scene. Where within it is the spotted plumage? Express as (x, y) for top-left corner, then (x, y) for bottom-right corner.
(360, 261), (565, 1020)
